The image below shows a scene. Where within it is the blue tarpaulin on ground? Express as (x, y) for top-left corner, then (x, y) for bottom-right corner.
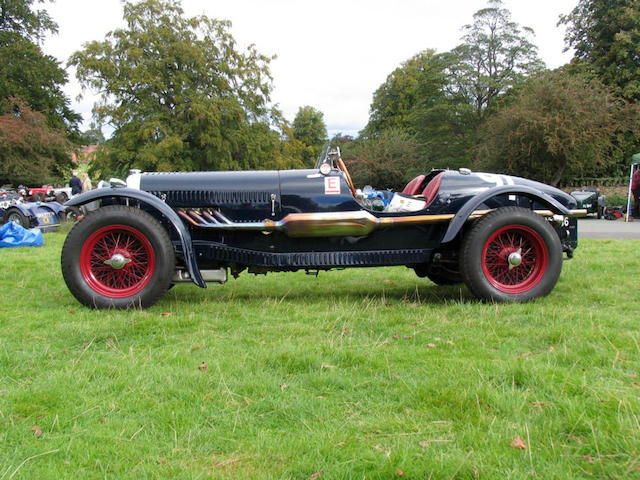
(0, 221), (44, 248)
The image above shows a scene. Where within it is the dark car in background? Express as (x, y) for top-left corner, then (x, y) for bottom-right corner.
(570, 188), (605, 218)
(0, 189), (65, 232)
(60, 147), (586, 309)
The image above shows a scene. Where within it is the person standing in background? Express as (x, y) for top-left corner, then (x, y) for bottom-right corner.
(69, 171), (82, 195)
(82, 172), (92, 193)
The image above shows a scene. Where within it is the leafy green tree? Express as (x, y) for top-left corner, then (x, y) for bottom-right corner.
(362, 2), (543, 170)
(70, 0), (280, 177)
(0, 36), (79, 131)
(363, 49), (475, 168)
(329, 133), (356, 158)
(0, 97), (72, 185)
(292, 106), (326, 166)
(343, 129), (424, 190)
(0, 0), (57, 42)
(272, 125), (308, 170)
(0, 0), (79, 183)
(0, 0), (76, 128)
(559, 0), (640, 101)
(409, 53), (477, 168)
(79, 127), (105, 145)
(364, 50), (441, 137)
(475, 69), (638, 185)
(446, 0), (544, 120)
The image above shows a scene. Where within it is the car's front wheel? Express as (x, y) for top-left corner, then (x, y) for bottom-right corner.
(61, 205), (175, 309)
(4, 208), (28, 227)
(459, 207), (562, 302)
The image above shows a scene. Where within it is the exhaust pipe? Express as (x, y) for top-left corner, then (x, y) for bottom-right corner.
(176, 208), (584, 239)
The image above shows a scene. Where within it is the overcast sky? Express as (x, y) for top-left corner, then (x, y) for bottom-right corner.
(42, 0), (579, 137)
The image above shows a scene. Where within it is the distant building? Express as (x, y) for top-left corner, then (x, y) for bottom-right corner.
(72, 145), (98, 165)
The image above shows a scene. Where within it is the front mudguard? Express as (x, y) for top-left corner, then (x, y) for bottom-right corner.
(65, 188), (205, 288)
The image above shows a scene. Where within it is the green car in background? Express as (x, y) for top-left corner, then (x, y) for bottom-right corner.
(570, 188), (605, 218)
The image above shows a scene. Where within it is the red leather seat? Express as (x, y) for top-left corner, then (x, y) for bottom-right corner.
(402, 174), (426, 195)
(421, 172), (444, 206)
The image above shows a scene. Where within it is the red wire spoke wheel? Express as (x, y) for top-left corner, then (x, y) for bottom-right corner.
(80, 225), (155, 297)
(460, 207), (562, 302)
(481, 225), (548, 294)
(62, 206), (175, 309)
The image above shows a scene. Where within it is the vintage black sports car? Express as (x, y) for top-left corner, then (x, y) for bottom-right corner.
(61, 148), (585, 309)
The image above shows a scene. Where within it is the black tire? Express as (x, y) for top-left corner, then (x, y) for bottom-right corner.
(56, 192), (68, 204)
(61, 205), (175, 309)
(459, 207), (562, 303)
(32, 192), (45, 202)
(4, 208), (28, 227)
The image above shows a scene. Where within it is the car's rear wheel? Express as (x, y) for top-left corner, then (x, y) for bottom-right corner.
(61, 205), (175, 309)
(459, 207), (562, 302)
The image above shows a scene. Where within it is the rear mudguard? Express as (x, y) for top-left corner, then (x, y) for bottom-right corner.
(28, 201), (65, 216)
(441, 185), (573, 243)
(3, 204), (36, 227)
(6, 203), (32, 217)
(66, 188), (205, 288)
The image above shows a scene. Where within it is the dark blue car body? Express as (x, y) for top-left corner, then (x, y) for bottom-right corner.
(62, 158), (584, 309)
(1, 201), (65, 232)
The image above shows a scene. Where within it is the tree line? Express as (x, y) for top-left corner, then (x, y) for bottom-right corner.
(341, 0), (640, 188)
(1, 0), (638, 188)
(0, 0), (326, 185)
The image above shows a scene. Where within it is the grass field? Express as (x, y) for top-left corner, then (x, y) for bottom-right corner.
(1, 227), (639, 479)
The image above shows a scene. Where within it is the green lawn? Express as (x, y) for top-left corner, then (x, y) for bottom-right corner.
(1, 228), (639, 479)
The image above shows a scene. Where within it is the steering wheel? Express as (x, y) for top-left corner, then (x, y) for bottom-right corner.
(336, 157), (357, 197)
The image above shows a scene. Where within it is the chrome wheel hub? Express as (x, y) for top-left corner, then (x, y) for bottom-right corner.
(103, 253), (131, 270)
(508, 248), (522, 270)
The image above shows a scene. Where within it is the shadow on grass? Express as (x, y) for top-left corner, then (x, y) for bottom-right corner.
(164, 280), (477, 306)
